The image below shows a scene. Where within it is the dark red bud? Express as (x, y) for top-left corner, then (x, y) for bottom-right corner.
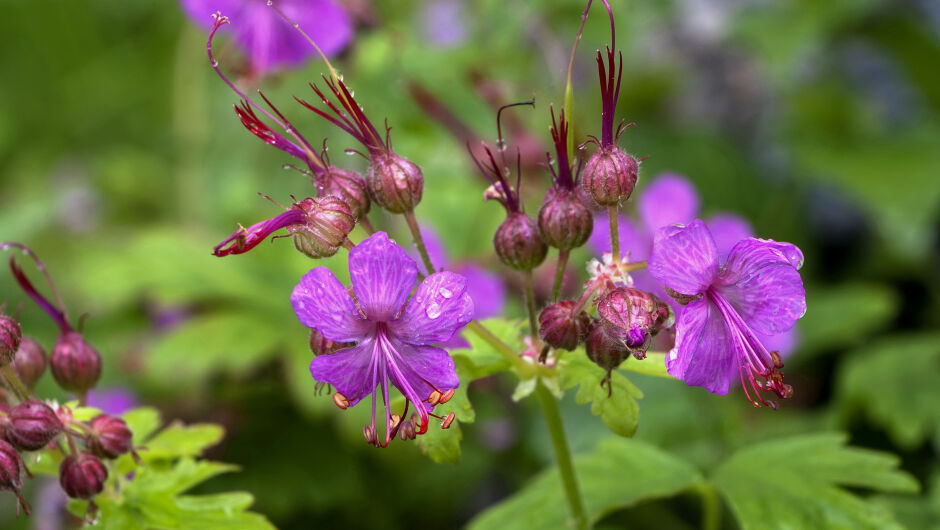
(88, 414), (133, 459)
(584, 320), (631, 371)
(13, 337), (47, 388)
(50, 331), (102, 394)
(538, 300), (591, 351)
(0, 314), (22, 367)
(494, 213), (548, 271)
(5, 400), (63, 451)
(290, 196), (356, 259)
(581, 146), (638, 206)
(0, 439), (29, 515)
(317, 167), (371, 220)
(367, 151), (424, 213)
(59, 452), (108, 499)
(537, 188), (594, 251)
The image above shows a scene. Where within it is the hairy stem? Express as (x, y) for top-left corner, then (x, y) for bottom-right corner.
(523, 271), (539, 347)
(607, 205), (620, 264)
(402, 211), (435, 275)
(552, 249), (569, 302)
(535, 382), (589, 529)
(0, 365), (31, 403)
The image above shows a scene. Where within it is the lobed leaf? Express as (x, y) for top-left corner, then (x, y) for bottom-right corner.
(558, 353), (643, 438)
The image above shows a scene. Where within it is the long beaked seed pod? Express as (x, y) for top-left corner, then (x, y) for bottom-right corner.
(538, 108), (593, 250)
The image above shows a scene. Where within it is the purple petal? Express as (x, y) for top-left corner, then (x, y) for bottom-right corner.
(181, 0), (353, 74)
(716, 238), (806, 335)
(648, 220), (719, 295)
(638, 173), (700, 232)
(391, 272), (474, 345)
(291, 267), (370, 342)
(407, 224), (449, 271)
(756, 327), (799, 358)
(87, 388), (137, 415)
(422, 0), (468, 47)
(587, 214), (650, 260)
(706, 213), (753, 260)
(387, 338), (459, 408)
(349, 232), (418, 320)
(456, 263), (505, 319)
(309, 338), (377, 407)
(667, 297), (737, 394)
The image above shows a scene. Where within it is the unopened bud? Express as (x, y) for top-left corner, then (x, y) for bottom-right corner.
(59, 452), (108, 499)
(597, 287), (673, 357)
(0, 440), (29, 515)
(581, 146), (638, 206)
(290, 196), (356, 259)
(4, 400), (64, 451)
(0, 314), (22, 367)
(88, 414), (133, 459)
(494, 213), (547, 271)
(537, 188), (594, 251)
(584, 320), (631, 371)
(318, 167), (371, 220)
(367, 151), (424, 213)
(538, 300), (591, 351)
(50, 331), (102, 394)
(13, 337), (46, 388)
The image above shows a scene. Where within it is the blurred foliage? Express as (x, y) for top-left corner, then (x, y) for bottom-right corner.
(1, 0), (939, 527)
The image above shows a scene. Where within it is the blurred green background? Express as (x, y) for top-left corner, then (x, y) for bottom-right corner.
(1, 0), (939, 528)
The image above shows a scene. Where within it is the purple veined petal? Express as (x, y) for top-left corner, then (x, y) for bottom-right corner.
(705, 213), (754, 261)
(587, 214), (651, 260)
(667, 297), (737, 395)
(291, 267), (370, 342)
(716, 238), (806, 335)
(438, 334), (471, 350)
(456, 263), (505, 319)
(87, 388), (138, 415)
(638, 173), (700, 233)
(756, 326), (799, 359)
(349, 232), (418, 320)
(391, 271), (474, 345)
(309, 337), (377, 407)
(648, 220), (719, 295)
(408, 224), (449, 271)
(386, 337), (459, 410)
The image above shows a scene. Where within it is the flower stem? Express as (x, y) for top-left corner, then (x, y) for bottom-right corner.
(535, 381), (589, 530)
(607, 205), (620, 264)
(523, 271), (539, 346)
(552, 250), (569, 302)
(465, 320), (529, 372)
(359, 216), (377, 235)
(402, 211), (435, 275)
(698, 483), (721, 530)
(0, 365), (31, 403)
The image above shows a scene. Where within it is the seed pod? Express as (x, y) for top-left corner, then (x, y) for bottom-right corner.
(5, 400), (64, 451)
(317, 167), (371, 220)
(59, 452), (108, 499)
(597, 287), (672, 359)
(50, 331), (102, 394)
(290, 196), (356, 259)
(581, 146), (638, 206)
(538, 300), (591, 351)
(13, 337), (47, 388)
(584, 320), (631, 372)
(367, 151), (424, 213)
(0, 439), (29, 515)
(0, 314), (22, 367)
(537, 188), (594, 251)
(88, 415), (133, 459)
(494, 213), (548, 271)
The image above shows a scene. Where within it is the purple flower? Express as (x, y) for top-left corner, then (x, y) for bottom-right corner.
(291, 232), (473, 446)
(182, 0), (353, 76)
(87, 388), (138, 415)
(648, 220), (806, 407)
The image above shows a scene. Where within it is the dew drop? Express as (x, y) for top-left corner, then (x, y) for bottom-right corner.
(298, 301), (305, 309)
(211, 59), (218, 67)
(293, 22), (299, 28)
(426, 301), (442, 319)
(266, 0), (272, 5)
(439, 288), (452, 299)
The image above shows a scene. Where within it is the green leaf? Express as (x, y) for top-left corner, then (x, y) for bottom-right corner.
(468, 437), (702, 529)
(142, 422), (225, 460)
(558, 353), (643, 437)
(620, 352), (673, 379)
(122, 407), (163, 444)
(450, 318), (524, 375)
(416, 421), (463, 465)
(713, 433), (919, 530)
(838, 333), (940, 448)
(798, 283), (898, 357)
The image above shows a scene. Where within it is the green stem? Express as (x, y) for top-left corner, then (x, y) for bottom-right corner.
(699, 483), (720, 530)
(402, 210), (435, 275)
(552, 249), (569, 302)
(607, 205), (620, 263)
(523, 271), (539, 346)
(0, 365), (30, 402)
(535, 382), (589, 529)
(359, 216), (377, 235)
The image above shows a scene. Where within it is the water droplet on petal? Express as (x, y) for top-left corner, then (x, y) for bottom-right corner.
(266, 0), (272, 5)
(439, 288), (452, 299)
(426, 301), (441, 319)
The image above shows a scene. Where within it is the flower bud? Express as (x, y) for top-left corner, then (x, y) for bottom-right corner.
(537, 188), (594, 251)
(367, 151), (424, 213)
(597, 287), (673, 359)
(59, 452), (108, 499)
(538, 300), (590, 351)
(581, 146), (638, 206)
(5, 400), (64, 451)
(88, 414), (133, 459)
(0, 439), (29, 514)
(50, 331), (102, 394)
(0, 314), (22, 367)
(13, 337), (47, 388)
(584, 320), (631, 372)
(494, 213), (548, 271)
(318, 167), (371, 220)
(290, 196), (356, 259)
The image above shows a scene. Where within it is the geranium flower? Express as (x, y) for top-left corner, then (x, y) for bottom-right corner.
(648, 220), (806, 407)
(291, 232), (473, 446)
(182, 0), (353, 76)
